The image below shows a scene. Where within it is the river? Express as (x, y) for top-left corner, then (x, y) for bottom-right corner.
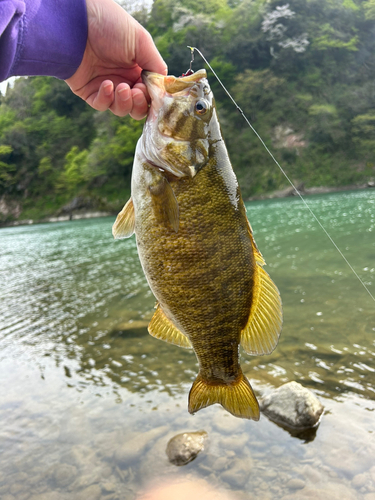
(0, 189), (374, 499)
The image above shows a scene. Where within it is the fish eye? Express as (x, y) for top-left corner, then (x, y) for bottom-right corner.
(195, 99), (209, 115)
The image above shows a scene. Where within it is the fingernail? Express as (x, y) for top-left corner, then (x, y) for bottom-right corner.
(118, 87), (130, 102)
(104, 84), (113, 96)
(133, 94), (144, 105)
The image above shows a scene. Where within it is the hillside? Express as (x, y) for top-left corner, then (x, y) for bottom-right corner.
(1, 0), (374, 224)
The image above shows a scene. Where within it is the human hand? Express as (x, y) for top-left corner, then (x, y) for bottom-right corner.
(66, 0), (167, 119)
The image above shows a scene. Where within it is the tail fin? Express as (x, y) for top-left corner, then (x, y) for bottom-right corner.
(188, 370), (260, 420)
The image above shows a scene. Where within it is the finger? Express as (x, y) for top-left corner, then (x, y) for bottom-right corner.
(133, 82), (150, 104)
(129, 88), (149, 120)
(136, 28), (168, 76)
(109, 83), (134, 117)
(86, 80), (114, 111)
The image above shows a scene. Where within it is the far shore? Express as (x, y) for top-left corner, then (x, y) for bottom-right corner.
(0, 211), (113, 229)
(247, 180), (374, 201)
(1, 182), (374, 229)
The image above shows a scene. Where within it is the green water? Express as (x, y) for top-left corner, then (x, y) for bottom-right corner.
(0, 189), (374, 500)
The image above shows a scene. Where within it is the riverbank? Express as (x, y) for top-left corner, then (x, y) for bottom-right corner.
(1, 181), (374, 228)
(247, 180), (375, 200)
(0, 210), (112, 228)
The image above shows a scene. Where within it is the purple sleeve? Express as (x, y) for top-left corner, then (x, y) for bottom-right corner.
(0, 0), (88, 81)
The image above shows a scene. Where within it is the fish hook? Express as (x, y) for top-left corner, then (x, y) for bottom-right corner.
(180, 46), (195, 77)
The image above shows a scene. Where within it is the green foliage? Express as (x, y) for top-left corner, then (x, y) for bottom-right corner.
(1, 0), (375, 221)
(352, 112), (375, 155)
(0, 145), (15, 188)
(363, 0), (375, 19)
(57, 146), (89, 193)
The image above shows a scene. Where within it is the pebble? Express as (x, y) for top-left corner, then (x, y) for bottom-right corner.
(16, 493), (30, 500)
(53, 464), (77, 488)
(269, 445), (283, 457)
(221, 457), (252, 488)
(62, 445), (95, 468)
(260, 381), (324, 429)
(76, 484), (102, 500)
(166, 430), (208, 466)
(114, 425), (168, 467)
(352, 473), (368, 488)
(10, 483), (25, 495)
(219, 433), (249, 452)
(102, 482), (117, 493)
(287, 478), (306, 490)
(29, 493), (64, 500)
(212, 456), (229, 471)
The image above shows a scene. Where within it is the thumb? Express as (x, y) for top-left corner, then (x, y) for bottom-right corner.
(136, 27), (168, 76)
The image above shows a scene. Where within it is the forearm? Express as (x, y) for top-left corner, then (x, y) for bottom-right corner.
(0, 0), (87, 81)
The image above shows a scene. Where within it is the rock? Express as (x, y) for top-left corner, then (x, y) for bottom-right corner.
(102, 482), (117, 493)
(53, 464), (77, 488)
(114, 425), (168, 467)
(60, 196), (93, 214)
(212, 456), (229, 471)
(166, 430), (208, 466)
(287, 478), (306, 490)
(221, 457), (252, 488)
(260, 381), (324, 429)
(29, 493), (65, 500)
(9, 483), (25, 495)
(219, 433), (249, 452)
(76, 484), (102, 500)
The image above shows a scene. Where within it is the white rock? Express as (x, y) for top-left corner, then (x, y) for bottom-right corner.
(166, 430), (208, 466)
(260, 381), (324, 429)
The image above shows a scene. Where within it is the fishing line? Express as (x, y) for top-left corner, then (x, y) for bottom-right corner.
(188, 46), (375, 304)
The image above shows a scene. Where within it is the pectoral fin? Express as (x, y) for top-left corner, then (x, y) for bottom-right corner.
(148, 305), (192, 349)
(241, 218), (282, 355)
(149, 176), (179, 233)
(112, 198), (135, 239)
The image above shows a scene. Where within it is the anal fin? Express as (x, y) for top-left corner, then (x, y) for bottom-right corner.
(188, 369), (260, 420)
(148, 305), (192, 349)
(112, 198), (135, 239)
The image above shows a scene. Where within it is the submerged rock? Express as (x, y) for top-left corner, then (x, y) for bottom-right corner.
(166, 430), (208, 466)
(260, 381), (324, 429)
(114, 425), (168, 467)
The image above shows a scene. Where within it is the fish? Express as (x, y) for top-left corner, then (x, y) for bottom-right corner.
(112, 69), (282, 420)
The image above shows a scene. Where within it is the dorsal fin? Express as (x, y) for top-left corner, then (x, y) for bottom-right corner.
(112, 198), (135, 239)
(148, 305), (192, 349)
(240, 218), (282, 355)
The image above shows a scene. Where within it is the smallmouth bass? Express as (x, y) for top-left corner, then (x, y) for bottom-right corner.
(113, 69), (282, 420)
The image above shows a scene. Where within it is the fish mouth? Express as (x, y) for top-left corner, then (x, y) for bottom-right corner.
(142, 69), (207, 98)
